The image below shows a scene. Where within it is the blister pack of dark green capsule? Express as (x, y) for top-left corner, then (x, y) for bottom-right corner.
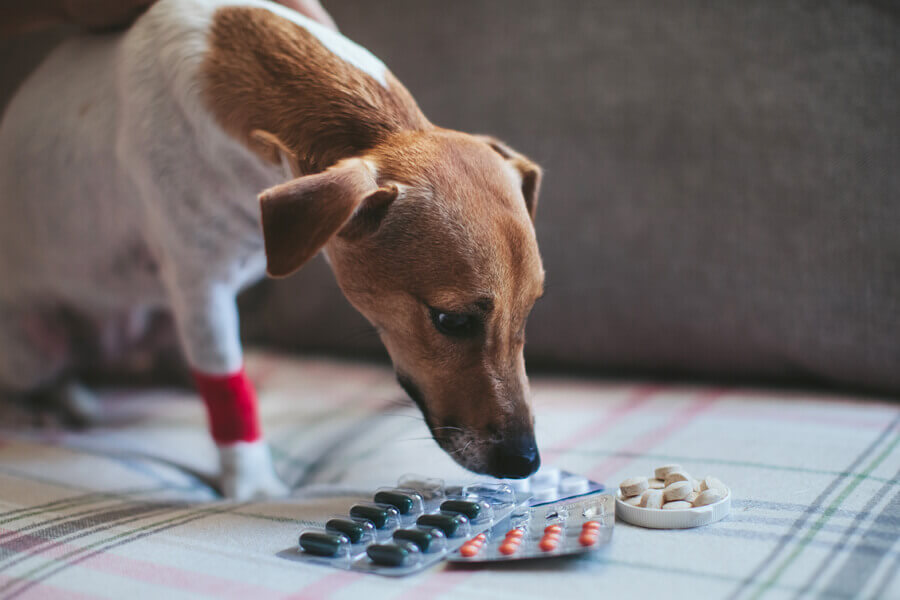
(284, 468), (609, 576)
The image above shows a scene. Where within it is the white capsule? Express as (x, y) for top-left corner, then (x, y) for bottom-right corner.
(663, 500), (693, 510)
(620, 477), (649, 498)
(648, 478), (665, 489)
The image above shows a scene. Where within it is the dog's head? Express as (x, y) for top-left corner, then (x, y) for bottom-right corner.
(258, 129), (544, 478)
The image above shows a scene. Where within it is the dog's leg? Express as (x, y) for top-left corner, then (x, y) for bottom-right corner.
(166, 284), (288, 500)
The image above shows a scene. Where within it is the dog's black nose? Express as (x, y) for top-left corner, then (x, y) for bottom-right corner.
(488, 434), (540, 479)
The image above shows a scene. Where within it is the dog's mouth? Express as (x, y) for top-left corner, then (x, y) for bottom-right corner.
(396, 372), (430, 426)
(395, 372), (492, 474)
(394, 371), (540, 479)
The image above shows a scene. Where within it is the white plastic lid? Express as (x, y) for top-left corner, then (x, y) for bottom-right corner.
(615, 488), (731, 529)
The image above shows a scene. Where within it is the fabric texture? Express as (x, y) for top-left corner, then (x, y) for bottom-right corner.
(0, 351), (897, 599)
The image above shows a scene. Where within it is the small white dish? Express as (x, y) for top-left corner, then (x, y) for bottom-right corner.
(615, 488), (731, 529)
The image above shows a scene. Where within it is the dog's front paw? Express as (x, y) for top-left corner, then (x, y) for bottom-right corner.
(217, 440), (289, 500)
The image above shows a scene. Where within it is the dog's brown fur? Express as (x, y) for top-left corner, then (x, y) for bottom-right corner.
(328, 132), (544, 470)
(202, 6), (429, 174)
(201, 6), (545, 475)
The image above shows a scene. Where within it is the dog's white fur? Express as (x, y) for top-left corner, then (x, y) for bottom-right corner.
(0, 0), (388, 499)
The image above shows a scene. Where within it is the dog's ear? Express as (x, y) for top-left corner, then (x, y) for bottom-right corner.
(259, 158), (397, 278)
(337, 183), (400, 241)
(477, 135), (542, 221)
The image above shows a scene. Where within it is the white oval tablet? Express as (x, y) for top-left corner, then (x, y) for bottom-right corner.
(559, 475), (590, 496)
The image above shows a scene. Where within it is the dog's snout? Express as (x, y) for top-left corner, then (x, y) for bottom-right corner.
(488, 432), (540, 479)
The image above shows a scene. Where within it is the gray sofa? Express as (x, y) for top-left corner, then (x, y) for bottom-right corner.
(3, 1), (898, 393)
(243, 0), (900, 393)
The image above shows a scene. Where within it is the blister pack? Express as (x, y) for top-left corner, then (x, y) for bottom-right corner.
(448, 493), (614, 563)
(286, 474), (519, 576)
(500, 466), (604, 506)
(284, 468), (611, 576)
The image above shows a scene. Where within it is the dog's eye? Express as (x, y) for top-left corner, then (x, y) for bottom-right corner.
(429, 308), (479, 338)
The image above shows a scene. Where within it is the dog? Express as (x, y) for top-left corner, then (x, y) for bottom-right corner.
(0, 0), (545, 499)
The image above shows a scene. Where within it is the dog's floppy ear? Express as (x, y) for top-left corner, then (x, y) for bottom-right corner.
(477, 135), (542, 221)
(259, 158), (397, 278)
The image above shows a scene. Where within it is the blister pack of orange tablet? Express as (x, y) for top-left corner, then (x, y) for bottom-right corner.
(285, 469), (611, 576)
(448, 493), (614, 563)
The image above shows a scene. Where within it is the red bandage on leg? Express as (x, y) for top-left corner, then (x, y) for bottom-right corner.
(193, 367), (261, 444)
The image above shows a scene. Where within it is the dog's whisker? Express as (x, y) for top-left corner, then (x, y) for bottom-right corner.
(380, 412), (425, 420)
(382, 416), (429, 426)
(334, 326), (380, 344)
(380, 397), (419, 410)
(448, 439), (475, 456)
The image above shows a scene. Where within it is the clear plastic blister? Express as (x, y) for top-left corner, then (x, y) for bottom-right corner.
(393, 526), (448, 554)
(286, 473), (513, 575)
(449, 493), (615, 563)
(462, 482), (517, 510)
(397, 474), (446, 503)
(284, 470), (610, 576)
(503, 467), (604, 506)
(296, 530), (353, 568)
(373, 488), (425, 525)
(325, 515), (377, 546)
(362, 539), (422, 569)
(348, 502), (401, 536)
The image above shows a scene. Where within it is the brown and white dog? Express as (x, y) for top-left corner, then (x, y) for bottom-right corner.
(0, 0), (545, 498)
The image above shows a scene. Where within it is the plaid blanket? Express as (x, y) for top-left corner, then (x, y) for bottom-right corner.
(0, 350), (897, 599)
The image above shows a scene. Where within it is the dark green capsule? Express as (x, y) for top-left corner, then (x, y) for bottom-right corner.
(416, 513), (467, 536)
(299, 531), (348, 557)
(366, 543), (410, 567)
(440, 500), (481, 520)
(349, 504), (393, 529)
(325, 518), (366, 543)
(393, 528), (435, 551)
(373, 491), (415, 514)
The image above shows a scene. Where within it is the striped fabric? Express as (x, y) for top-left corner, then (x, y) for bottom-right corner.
(0, 350), (897, 600)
